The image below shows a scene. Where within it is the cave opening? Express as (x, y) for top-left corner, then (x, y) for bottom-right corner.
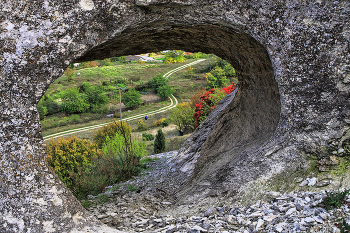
(39, 24), (281, 203)
(70, 24), (281, 177)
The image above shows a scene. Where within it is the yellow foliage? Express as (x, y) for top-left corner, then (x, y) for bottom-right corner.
(154, 118), (166, 127)
(138, 119), (147, 131)
(46, 136), (100, 189)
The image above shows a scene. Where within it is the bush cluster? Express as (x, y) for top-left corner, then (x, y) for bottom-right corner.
(121, 88), (142, 108)
(142, 133), (154, 141)
(46, 136), (100, 191)
(163, 50), (185, 63)
(38, 82), (110, 119)
(46, 121), (147, 198)
(93, 121), (131, 149)
(153, 118), (169, 127)
(193, 84), (236, 128)
(149, 74), (174, 99)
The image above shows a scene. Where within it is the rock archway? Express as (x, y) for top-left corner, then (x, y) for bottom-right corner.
(1, 0), (349, 232)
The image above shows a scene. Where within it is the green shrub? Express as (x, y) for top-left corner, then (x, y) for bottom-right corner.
(157, 84), (173, 98)
(37, 101), (48, 120)
(322, 189), (350, 210)
(142, 133), (154, 141)
(205, 66), (229, 89)
(70, 114), (80, 123)
(149, 74), (168, 93)
(161, 119), (170, 127)
(171, 102), (194, 131)
(100, 125), (147, 181)
(154, 118), (166, 127)
(139, 157), (158, 168)
(81, 200), (93, 209)
(111, 56), (126, 63)
(127, 185), (140, 192)
(61, 88), (90, 114)
(93, 121), (131, 149)
(37, 94), (60, 119)
(154, 129), (165, 154)
(56, 122), (147, 198)
(121, 88), (142, 108)
(78, 82), (92, 93)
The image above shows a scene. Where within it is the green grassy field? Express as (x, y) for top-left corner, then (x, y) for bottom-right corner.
(41, 53), (237, 153)
(41, 57), (209, 138)
(47, 59), (199, 97)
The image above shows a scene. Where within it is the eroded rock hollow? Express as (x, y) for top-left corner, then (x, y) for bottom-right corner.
(0, 0), (349, 232)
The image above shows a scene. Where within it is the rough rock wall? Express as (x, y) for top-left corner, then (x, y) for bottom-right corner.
(1, 0), (349, 232)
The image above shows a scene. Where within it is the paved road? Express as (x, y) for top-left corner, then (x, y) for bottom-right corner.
(43, 59), (205, 141)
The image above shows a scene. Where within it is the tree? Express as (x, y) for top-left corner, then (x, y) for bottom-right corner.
(171, 103), (195, 132)
(193, 84), (236, 128)
(154, 129), (165, 154)
(121, 88), (142, 108)
(157, 84), (173, 98)
(37, 100), (48, 120)
(86, 86), (109, 109)
(164, 50), (185, 63)
(61, 88), (90, 114)
(37, 94), (60, 119)
(78, 82), (109, 109)
(149, 74), (168, 92)
(93, 121), (131, 149)
(205, 66), (229, 89)
(101, 124), (147, 181)
(190, 87), (207, 108)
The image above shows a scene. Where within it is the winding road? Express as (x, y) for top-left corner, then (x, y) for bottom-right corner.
(43, 59), (205, 141)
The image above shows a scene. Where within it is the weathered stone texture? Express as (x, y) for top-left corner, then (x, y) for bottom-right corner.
(1, 0), (349, 232)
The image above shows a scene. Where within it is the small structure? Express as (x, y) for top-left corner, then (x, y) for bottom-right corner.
(125, 55), (162, 62)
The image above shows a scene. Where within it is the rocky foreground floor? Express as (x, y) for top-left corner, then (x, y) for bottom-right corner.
(85, 151), (350, 233)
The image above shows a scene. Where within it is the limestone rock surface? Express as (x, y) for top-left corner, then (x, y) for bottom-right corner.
(0, 0), (349, 232)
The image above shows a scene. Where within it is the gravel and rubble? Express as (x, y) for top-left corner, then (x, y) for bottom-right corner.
(85, 152), (350, 233)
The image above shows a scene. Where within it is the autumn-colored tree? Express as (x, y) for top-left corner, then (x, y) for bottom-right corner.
(81, 60), (99, 68)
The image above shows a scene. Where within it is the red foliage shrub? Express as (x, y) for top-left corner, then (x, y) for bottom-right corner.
(193, 83), (236, 128)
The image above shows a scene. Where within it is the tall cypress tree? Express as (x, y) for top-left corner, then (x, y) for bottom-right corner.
(154, 129), (165, 154)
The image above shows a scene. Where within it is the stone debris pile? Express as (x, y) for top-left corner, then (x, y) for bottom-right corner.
(85, 152), (350, 233)
(87, 188), (350, 233)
